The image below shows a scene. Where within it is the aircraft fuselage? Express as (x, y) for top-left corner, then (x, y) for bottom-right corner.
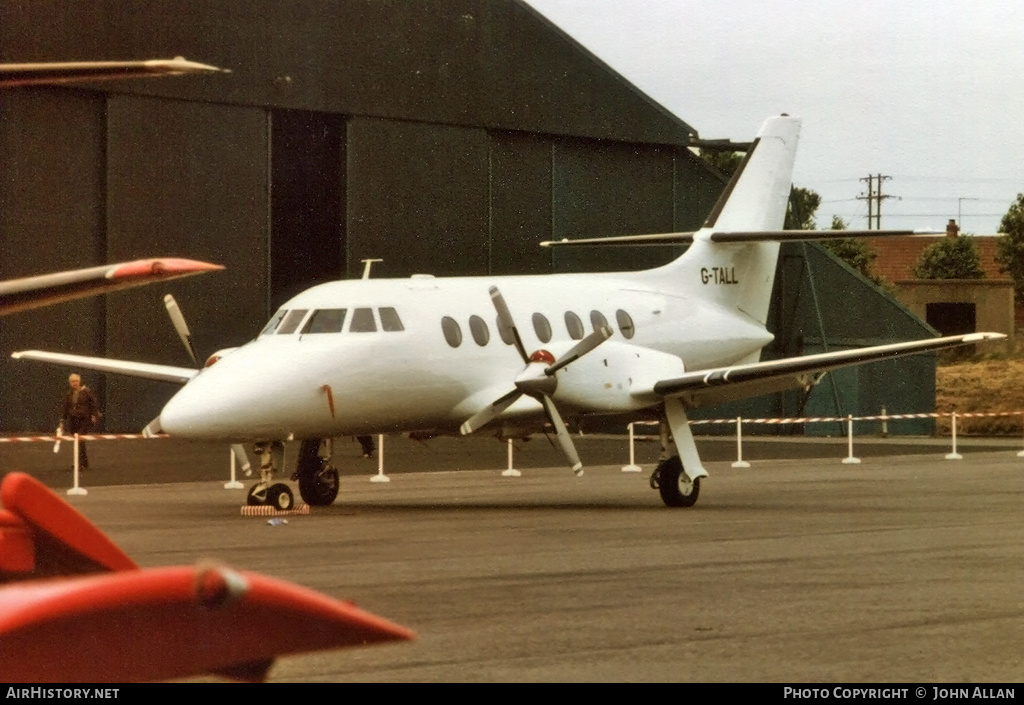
(157, 269), (773, 442)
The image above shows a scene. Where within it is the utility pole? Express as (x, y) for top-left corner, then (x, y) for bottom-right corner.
(857, 174), (896, 229)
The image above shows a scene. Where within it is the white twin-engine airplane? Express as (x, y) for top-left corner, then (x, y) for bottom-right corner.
(13, 115), (1005, 510)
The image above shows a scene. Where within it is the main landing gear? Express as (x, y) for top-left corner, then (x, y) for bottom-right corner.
(294, 439), (339, 507)
(245, 439), (341, 510)
(648, 398), (708, 508)
(649, 456), (701, 508)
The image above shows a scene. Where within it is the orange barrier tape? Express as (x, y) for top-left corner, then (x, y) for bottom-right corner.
(0, 433), (169, 442)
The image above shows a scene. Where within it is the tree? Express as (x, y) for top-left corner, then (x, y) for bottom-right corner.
(995, 192), (1024, 302)
(819, 216), (883, 285)
(784, 186), (821, 230)
(912, 235), (985, 279)
(696, 148), (743, 177)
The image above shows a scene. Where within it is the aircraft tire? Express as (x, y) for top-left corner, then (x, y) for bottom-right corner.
(246, 483), (267, 506)
(298, 467), (339, 507)
(656, 456), (700, 508)
(267, 483), (294, 511)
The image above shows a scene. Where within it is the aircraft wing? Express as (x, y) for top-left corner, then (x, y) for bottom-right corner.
(0, 257), (223, 317)
(646, 333), (1004, 408)
(0, 57), (226, 88)
(11, 350), (199, 384)
(0, 472), (413, 682)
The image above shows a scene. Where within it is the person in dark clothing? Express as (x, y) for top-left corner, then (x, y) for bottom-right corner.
(357, 435), (375, 458)
(61, 373), (99, 470)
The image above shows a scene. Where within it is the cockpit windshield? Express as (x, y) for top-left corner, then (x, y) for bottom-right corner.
(259, 309), (288, 336)
(301, 308), (347, 334)
(276, 309), (308, 334)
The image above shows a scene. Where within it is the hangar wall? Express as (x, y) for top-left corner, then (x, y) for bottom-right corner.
(0, 0), (938, 436)
(0, 91), (107, 430)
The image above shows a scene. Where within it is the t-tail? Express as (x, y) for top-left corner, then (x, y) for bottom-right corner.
(648, 114), (801, 325)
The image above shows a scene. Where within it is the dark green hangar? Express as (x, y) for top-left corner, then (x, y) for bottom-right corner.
(0, 0), (935, 434)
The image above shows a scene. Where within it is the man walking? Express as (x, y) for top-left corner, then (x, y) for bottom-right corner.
(61, 373), (99, 470)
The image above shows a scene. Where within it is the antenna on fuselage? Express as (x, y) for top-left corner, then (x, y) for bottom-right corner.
(360, 258), (383, 279)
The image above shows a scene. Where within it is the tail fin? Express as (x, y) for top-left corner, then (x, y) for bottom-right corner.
(651, 115), (801, 325)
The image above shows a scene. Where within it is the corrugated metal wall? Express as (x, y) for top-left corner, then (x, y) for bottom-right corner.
(0, 1), (938, 435)
(0, 91), (106, 431)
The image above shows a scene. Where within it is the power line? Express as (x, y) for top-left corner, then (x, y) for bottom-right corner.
(857, 174), (898, 229)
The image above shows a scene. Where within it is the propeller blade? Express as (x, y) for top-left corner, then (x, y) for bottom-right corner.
(164, 294), (199, 368)
(547, 324), (613, 376)
(460, 389), (523, 435)
(488, 286), (529, 364)
(142, 416), (163, 438)
(540, 395), (583, 476)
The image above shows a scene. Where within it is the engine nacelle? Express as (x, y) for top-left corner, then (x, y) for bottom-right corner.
(549, 341), (685, 413)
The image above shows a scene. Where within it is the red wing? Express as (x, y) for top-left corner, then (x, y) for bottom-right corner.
(0, 258), (223, 316)
(0, 472), (413, 682)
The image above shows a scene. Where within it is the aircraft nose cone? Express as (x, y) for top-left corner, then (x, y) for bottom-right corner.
(158, 361), (266, 439)
(158, 382), (232, 438)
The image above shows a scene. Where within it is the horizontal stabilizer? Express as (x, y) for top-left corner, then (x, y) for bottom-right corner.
(12, 350), (199, 384)
(648, 333), (1005, 407)
(540, 229), (937, 248)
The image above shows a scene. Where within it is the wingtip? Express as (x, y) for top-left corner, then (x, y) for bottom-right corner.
(106, 258), (225, 279)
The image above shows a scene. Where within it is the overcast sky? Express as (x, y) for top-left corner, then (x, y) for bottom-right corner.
(526, 0), (1024, 234)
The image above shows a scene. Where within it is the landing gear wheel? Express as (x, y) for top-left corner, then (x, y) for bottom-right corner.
(298, 466), (339, 507)
(267, 483), (294, 511)
(655, 456), (701, 508)
(246, 483), (268, 506)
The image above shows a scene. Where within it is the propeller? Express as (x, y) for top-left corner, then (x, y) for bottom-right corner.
(160, 294), (253, 475)
(164, 293), (199, 369)
(460, 286), (612, 476)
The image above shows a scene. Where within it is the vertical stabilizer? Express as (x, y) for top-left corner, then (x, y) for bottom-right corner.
(651, 115), (801, 325)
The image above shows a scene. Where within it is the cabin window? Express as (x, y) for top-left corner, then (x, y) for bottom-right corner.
(302, 309), (347, 334)
(441, 316), (463, 347)
(380, 307), (404, 332)
(532, 313), (552, 343)
(260, 309), (288, 336)
(496, 316), (514, 346)
(616, 309), (635, 339)
(590, 310), (609, 334)
(277, 309), (309, 335)
(349, 307), (377, 332)
(564, 311), (585, 340)
(469, 315), (490, 346)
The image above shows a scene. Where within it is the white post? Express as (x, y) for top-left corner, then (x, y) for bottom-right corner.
(842, 414), (861, 464)
(945, 412), (963, 460)
(621, 422), (641, 472)
(370, 433), (390, 482)
(225, 447), (243, 489)
(502, 437), (521, 477)
(1017, 412), (1024, 458)
(731, 416), (750, 468)
(880, 406), (889, 438)
(67, 433), (87, 495)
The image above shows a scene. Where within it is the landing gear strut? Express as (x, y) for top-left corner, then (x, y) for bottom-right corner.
(649, 399), (708, 508)
(246, 441), (294, 511)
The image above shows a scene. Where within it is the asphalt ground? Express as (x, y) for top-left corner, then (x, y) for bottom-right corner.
(1, 433), (1023, 682)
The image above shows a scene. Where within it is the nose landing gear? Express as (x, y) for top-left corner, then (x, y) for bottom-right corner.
(245, 441), (295, 511)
